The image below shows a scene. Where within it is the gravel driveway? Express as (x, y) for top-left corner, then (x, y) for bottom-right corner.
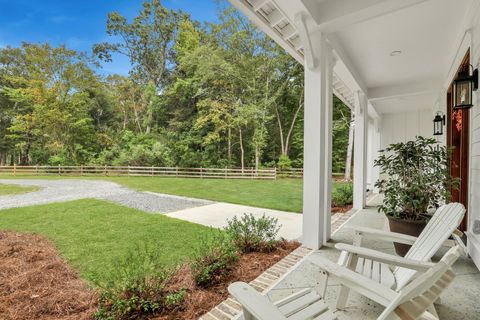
(0, 179), (211, 213)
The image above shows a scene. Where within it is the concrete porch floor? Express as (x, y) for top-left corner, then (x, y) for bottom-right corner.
(266, 196), (480, 319)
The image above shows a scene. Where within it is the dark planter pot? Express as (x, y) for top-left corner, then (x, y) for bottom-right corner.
(387, 216), (427, 257)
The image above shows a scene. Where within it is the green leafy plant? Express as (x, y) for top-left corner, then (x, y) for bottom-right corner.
(190, 231), (239, 288)
(374, 136), (459, 221)
(332, 183), (353, 207)
(225, 213), (281, 253)
(94, 243), (178, 320)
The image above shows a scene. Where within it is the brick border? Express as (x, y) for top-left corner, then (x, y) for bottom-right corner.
(199, 210), (356, 320)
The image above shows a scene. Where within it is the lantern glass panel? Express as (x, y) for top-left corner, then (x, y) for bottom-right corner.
(433, 115), (444, 136)
(454, 79), (473, 108)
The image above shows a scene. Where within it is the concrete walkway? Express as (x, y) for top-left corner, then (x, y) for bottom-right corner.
(166, 202), (302, 240)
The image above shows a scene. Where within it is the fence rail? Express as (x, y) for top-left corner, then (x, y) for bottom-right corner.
(0, 165), (284, 180)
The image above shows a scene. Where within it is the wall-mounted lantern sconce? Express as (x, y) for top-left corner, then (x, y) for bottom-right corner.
(433, 111), (446, 136)
(453, 65), (478, 109)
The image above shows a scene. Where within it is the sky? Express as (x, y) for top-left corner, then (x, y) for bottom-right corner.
(0, 0), (220, 75)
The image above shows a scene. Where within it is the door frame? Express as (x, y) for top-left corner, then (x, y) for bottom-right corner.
(447, 49), (470, 231)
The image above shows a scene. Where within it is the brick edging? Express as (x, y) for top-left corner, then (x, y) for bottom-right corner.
(199, 209), (355, 320)
(199, 246), (313, 320)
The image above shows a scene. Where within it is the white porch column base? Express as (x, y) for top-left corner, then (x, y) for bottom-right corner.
(301, 29), (335, 249)
(353, 91), (368, 210)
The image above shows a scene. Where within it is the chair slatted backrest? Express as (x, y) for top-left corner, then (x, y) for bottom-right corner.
(393, 203), (465, 290)
(386, 246), (462, 320)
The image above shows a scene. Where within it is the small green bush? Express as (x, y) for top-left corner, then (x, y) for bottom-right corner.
(191, 231), (239, 288)
(225, 214), (281, 253)
(332, 183), (353, 207)
(94, 243), (184, 320)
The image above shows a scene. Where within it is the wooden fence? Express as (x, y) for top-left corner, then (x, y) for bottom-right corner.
(0, 165), (282, 180)
(0, 165), (348, 180)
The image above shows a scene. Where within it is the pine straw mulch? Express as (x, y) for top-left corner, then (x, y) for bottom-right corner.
(154, 240), (301, 320)
(332, 204), (353, 214)
(0, 231), (97, 320)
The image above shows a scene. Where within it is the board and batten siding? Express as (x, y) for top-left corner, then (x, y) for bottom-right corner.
(469, 9), (480, 270)
(379, 109), (433, 150)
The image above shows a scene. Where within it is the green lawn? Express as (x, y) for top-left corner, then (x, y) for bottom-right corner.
(0, 183), (40, 195)
(0, 199), (216, 285)
(0, 175), (351, 212)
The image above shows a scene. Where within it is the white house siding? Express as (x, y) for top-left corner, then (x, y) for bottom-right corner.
(379, 110), (433, 149)
(469, 8), (480, 269)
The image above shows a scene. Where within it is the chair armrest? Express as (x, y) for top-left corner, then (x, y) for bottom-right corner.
(228, 282), (287, 320)
(344, 226), (418, 245)
(308, 255), (397, 306)
(335, 243), (435, 271)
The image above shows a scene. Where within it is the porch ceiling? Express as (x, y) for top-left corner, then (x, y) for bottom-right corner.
(230, 0), (477, 115)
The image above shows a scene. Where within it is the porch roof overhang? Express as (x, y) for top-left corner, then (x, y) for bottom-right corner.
(229, 0), (480, 115)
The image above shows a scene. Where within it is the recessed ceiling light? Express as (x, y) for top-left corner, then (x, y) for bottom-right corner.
(390, 50), (402, 57)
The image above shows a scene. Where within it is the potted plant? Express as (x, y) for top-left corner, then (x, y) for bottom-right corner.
(374, 136), (458, 256)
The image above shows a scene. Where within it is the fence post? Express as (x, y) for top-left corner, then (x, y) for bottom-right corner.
(176, 166), (178, 178)
(13, 163), (16, 176)
(58, 165), (60, 176)
(200, 167), (203, 179)
(151, 166), (154, 176)
(36, 165), (38, 176)
(80, 165), (83, 176)
(274, 167), (277, 180)
(128, 165), (131, 177)
(104, 165), (107, 176)
(225, 166), (228, 179)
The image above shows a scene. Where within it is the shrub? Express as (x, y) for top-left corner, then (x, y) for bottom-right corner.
(190, 231), (239, 288)
(332, 183), (353, 207)
(277, 155), (292, 170)
(225, 214), (281, 253)
(94, 243), (184, 320)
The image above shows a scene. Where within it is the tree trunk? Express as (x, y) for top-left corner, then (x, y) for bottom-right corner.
(228, 127), (232, 164)
(239, 127), (245, 173)
(344, 112), (354, 181)
(255, 145), (259, 172)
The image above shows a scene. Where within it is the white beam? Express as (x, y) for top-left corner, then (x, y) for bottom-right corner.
(228, 0), (304, 65)
(302, 0), (430, 33)
(302, 30), (334, 249)
(368, 80), (441, 101)
(353, 91), (368, 210)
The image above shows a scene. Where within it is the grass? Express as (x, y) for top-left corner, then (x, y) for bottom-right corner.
(0, 199), (216, 285)
(0, 183), (40, 195)
(0, 175), (351, 212)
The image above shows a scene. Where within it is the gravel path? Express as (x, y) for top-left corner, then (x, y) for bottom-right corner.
(0, 179), (212, 213)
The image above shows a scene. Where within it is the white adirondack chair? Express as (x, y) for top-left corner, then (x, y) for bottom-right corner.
(335, 202), (465, 310)
(229, 246), (463, 320)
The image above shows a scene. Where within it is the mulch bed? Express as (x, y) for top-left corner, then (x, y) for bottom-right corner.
(0, 231), (97, 320)
(332, 204), (353, 214)
(0, 230), (300, 320)
(155, 240), (301, 320)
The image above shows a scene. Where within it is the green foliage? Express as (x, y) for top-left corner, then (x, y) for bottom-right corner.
(225, 213), (281, 253)
(332, 183), (353, 207)
(0, 0), (352, 175)
(375, 136), (459, 221)
(190, 231), (239, 288)
(277, 155), (292, 169)
(94, 243), (186, 319)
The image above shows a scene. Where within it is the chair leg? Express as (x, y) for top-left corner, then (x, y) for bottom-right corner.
(336, 252), (358, 309)
(336, 285), (351, 310)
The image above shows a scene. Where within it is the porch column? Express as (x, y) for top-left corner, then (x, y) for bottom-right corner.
(371, 118), (381, 193)
(353, 91), (368, 209)
(302, 30), (335, 249)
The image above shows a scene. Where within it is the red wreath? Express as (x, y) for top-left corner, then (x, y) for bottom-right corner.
(453, 110), (462, 132)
